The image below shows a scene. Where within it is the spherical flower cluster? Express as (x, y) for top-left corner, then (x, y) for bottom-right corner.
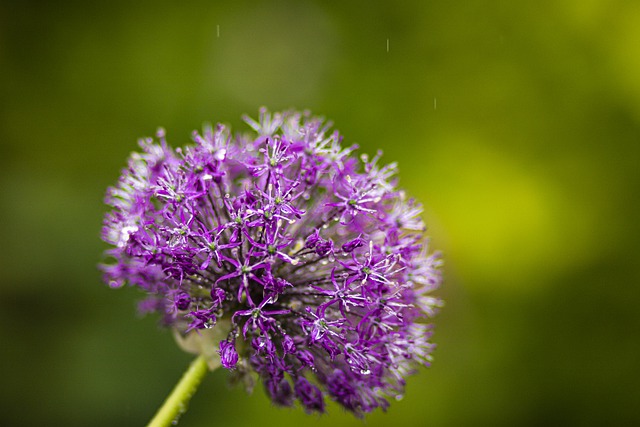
(101, 109), (442, 416)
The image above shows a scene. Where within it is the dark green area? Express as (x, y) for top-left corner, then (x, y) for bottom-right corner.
(1, 0), (639, 425)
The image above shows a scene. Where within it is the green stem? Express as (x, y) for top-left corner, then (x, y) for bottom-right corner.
(147, 355), (209, 427)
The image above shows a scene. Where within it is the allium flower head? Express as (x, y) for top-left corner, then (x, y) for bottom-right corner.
(101, 108), (443, 416)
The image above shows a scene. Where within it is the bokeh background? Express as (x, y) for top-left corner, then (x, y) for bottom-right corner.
(1, 1), (639, 426)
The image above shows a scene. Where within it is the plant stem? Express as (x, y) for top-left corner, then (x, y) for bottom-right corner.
(147, 355), (209, 427)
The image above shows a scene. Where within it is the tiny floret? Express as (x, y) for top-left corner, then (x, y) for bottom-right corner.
(219, 340), (239, 369)
(101, 108), (442, 416)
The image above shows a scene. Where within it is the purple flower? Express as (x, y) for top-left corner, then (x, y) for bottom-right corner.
(174, 292), (191, 311)
(219, 340), (239, 369)
(101, 108), (443, 416)
(294, 377), (325, 413)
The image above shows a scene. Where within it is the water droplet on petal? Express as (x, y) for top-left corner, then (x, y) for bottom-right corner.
(215, 148), (226, 160)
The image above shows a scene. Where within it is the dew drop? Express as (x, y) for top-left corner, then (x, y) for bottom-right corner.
(360, 369), (371, 375)
(214, 148), (226, 161)
(395, 394), (404, 401)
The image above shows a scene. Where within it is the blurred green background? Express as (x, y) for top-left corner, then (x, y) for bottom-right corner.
(1, 0), (639, 426)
